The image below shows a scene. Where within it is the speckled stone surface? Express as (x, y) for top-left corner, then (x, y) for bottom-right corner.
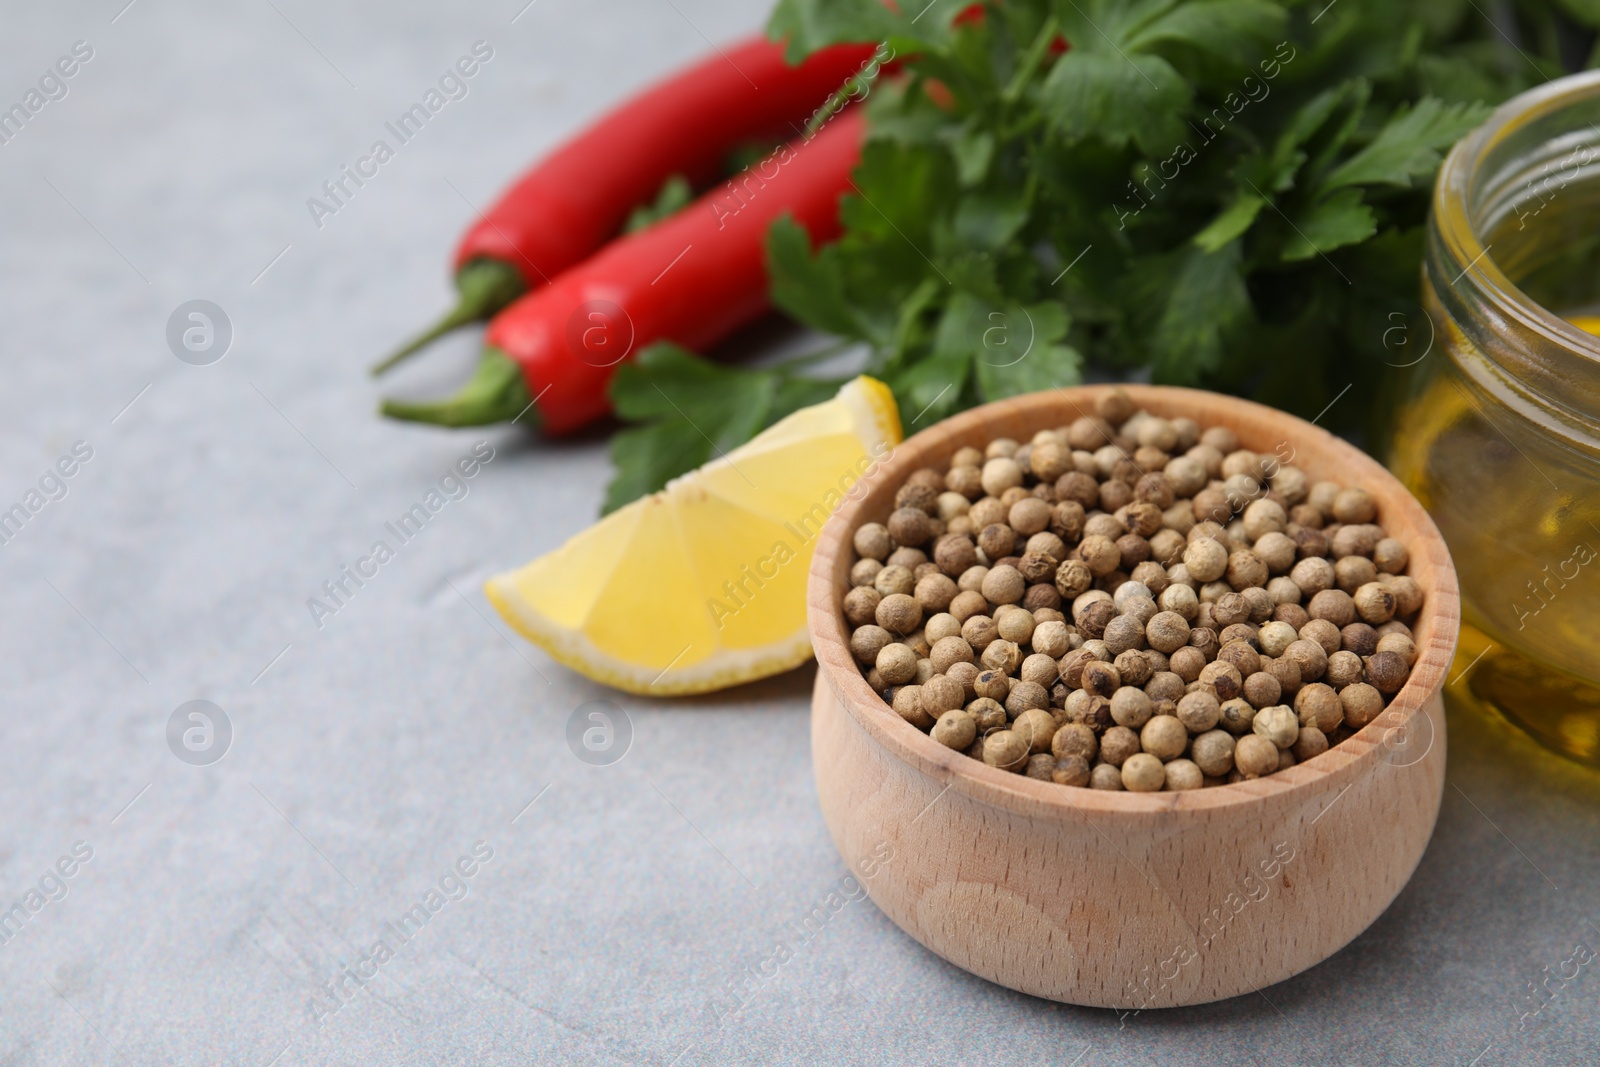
(0, 2), (1597, 1064)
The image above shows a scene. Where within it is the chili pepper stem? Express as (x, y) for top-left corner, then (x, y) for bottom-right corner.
(372, 260), (527, 377)
(379, 347), (538, 428)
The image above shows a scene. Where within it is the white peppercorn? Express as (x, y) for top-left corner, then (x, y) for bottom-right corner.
(874, 564), (916, 597)
(1376, 632), (1418, 664)
(1266, 576), (1302, 606)
(843, 586), (881, 628)
(1144, 671), (1185, 703)
(876, 593), (922, 636)
(1110, 686), (1153, 729)
(1199, 660), (1243, 703)
(1006, 681), (1051, 718)
(1183, 538), (1229, 583)
(1052, 723), (1098, 763)
(1307, 588), (1356, 628)
(1257, 620), (1298, 658)
(1013, 707), (1058, 754)
(1242, 499), (1287, 541)
(981, 565), (1026, 605)
(1027, 531), (1068, 561)
(1290, 557), (1334, 596)
(1263, 654), (1302, 697)
(1009, 496), (1052, 536)
(1163, 758), (1204, 791)
(1241, 671), (1281, 710)
(914, 573), (959, 616)
(892, 685), (933, 728)
(1099, 726), (1141, 767)
(948, 590), (988, 624)
(1271, 465), (1308, 504)
(1031, 620), (1071, 658)
(1122, 752), (1166, 792)
(887, 546), (927, 572)
(960, 614), (997, 653)
(1292, 725), (1329, 762)
(1331, 487), (1376, 524)
(923, 612), (961, 645)
(1114, 649), (1155, 688)
(1324, 650), (1363, 689)
(1011, 653), (1051, 688)
(1334, 555), (1379, 593)
(1299, 618), (1342, 656)
(1283, 638), (1328, 682)
(1053, 755), (1091, 787)
(1234, 734), (1280, 778)
(1101, 614), (1146, 656)
(1241, 588), (1275, 628)
(972, 674), (1009, 712)
(1169, 645), (1206, 683)
(1294, 683), (1343, 733)
(1141, 715), (1188, 760)
(1340, 683), (1384, 728)
(850, 558), (884, 588)
(1090, 762), (1125, 789)
(1375, 618), (1414, 641)
(850, 625), (892, 666)
(1020, 753), (1055, 781)
(1253, 705), (1299, 749)
(931, 708), (977, 749)
(921, 674), (967, 718)
(1371, 536), (1408, 574)
(877, 643), (919, 685)
(947, 660), (980, 697)
(969, 497), (1008, 528)
(966, 697), (1008, 734)
(994, 609), (1034, 646)
(1081, 660), (1121, 697)
(981, 639), (1023, 675)
(854, 523), (892, 561)
(1075, 534), (1120, 577)
(1176, 690), (1222, 733)
(1364, 650), (1410, 694)
(1191, 729), (1236, 776)
(983, 729), (1030, 771)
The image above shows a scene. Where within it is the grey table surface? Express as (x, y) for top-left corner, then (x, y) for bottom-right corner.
(1, 1), (1598, 1064)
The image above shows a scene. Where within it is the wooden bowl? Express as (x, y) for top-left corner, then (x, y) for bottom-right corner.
(806, 386), (1460, 1008)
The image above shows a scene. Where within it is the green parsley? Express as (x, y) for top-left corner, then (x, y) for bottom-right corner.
(606, 0), (1598, 510)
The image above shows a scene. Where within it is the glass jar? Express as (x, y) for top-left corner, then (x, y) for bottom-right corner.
(1390, 71), (1600, 766)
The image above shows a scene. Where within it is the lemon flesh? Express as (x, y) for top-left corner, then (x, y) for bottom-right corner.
(485, 376), (902, 694)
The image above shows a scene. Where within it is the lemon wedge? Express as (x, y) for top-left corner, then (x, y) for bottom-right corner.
(485, 376), (902, 694)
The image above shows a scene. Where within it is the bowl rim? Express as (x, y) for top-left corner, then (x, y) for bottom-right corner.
(806, 384), (1461, 818)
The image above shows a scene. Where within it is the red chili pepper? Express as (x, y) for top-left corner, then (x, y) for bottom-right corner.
(381, 110), (865, 431)
(374, 36), (880, 374)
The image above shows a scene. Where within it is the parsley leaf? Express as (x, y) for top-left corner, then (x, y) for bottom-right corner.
(1324, 97), (1492, 189)
(623, 174), (694, 233)
(603, 343), (843, 512)
(1040, 51), (1191, 154)
(1281, 188), (1378, 261)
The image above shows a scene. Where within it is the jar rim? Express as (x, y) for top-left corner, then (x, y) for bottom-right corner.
(1433, 69), (1600, 362)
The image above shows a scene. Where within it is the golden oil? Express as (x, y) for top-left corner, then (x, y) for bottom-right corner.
(1397, 72), (1600, 767)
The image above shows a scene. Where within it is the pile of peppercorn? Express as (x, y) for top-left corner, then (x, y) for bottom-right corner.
(842, 390), (1425, 791)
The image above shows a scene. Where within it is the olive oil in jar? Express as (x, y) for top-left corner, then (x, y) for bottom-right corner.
(1394, 72), (1600, 766)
